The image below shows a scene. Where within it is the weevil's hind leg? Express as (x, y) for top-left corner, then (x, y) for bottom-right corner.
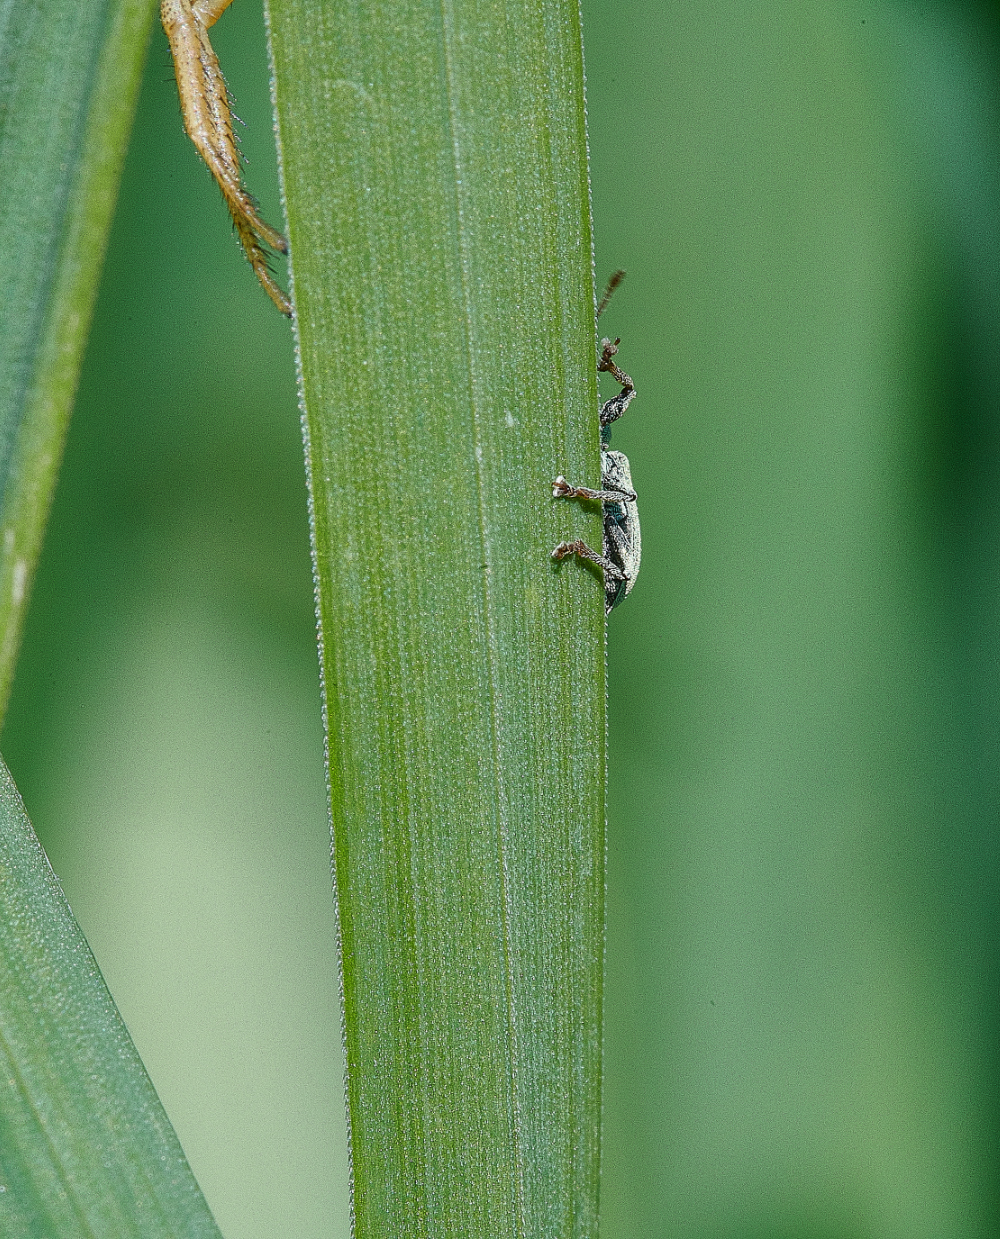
(552, 475), (637, 504)
(551, 540), (625, 579)
(161, 0), (292, 314)
(598, 337), (636, 427)
(553, 540), (627, 616)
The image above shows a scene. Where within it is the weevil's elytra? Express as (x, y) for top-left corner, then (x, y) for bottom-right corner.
(161, 0), (292, 316)
(552, 275), (641, 614)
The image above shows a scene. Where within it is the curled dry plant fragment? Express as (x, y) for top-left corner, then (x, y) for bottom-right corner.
(161, 0), (292, 316)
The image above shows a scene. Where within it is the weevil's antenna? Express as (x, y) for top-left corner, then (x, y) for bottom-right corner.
(597, 270), (626, 320)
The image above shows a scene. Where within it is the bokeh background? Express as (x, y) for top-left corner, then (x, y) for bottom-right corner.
(2, 0), (999, 1236)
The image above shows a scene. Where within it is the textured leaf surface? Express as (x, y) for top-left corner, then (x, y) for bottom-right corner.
(0, 757), (221, 1236)
(267, 0), (606, 1234)
(0, 0), (156, 715)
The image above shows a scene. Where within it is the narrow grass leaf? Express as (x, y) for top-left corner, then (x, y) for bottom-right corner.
(0, 757), (221, 1236)
(0, 0), (157, 717)
(268, 0), (606, 1235)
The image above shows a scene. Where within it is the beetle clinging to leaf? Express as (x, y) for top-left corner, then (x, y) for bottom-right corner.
(552, 273), (641, 614)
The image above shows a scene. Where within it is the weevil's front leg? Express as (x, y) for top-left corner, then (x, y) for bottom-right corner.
(161, 0), (292, 315)
(552, 475), (637, 504)
(551, 540), (626, 579)
(598, 337), (636, 427)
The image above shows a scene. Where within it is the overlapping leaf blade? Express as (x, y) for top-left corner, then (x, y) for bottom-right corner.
(0, 0), (156, 714)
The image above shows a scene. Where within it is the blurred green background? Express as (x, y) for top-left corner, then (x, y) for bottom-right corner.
(2, 0), (999, 1236)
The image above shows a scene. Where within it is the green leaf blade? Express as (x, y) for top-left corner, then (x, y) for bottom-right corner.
(0, 758), (222, 1237)
(268, 0), (605, 1235)
(0, 0), (157, 715)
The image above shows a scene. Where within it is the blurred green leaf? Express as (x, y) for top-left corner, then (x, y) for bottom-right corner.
(0, 3), (230, 1231)
(0, 0), (157, 716)
(267, 0), (606, 1233)
(0, 755), (220, 1236)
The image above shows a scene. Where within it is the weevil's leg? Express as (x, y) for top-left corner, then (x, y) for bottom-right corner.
(161, 0), (292, 314)
(552, 475), (637, 504)
(598, 336), (629, 383)
(551, 540), (626, 579)
(598, 336), (636, 427)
